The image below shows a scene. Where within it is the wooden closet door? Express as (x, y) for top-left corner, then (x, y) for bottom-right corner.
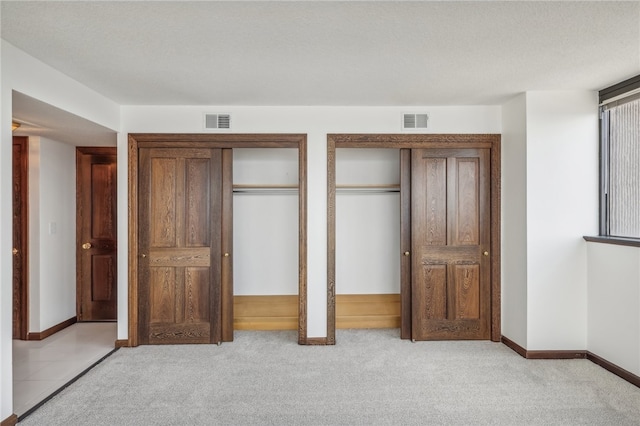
(138, 147), (228, 344)
(411, 148), (491, 340)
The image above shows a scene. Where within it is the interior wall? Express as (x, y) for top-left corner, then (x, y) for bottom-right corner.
(1, 41), (120, 420)
(119, 105), (501, 339)
(233, 149), (299, 296)
(233, 194), (299, 295)
(525, 91), (598, 350)
(500, 94), (528, 347)
(336, 148), (400, 295)
(32, 137), (77, 331)
(587, 242), (640, 377)
(336, 193), (400, 294)
(1, 38), (10, 422)
(1, 41), (120, 130)
(28, 137), (77, 332)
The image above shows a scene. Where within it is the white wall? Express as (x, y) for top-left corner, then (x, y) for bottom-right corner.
(336, 192), (400, 294)
(234, 194), (299, 295)
(0, 32), (8, 424)
(501, 91), (598, 351)
(119, 105), (501, 339)
(336, 149), (400, 294)
(587, 242), (640, 376)
(30, 137), (77, 331)
(1, 41), (120, 421)
(234, 147), (299, 296)
(1, 42), (120, 130)
(501, 94), (528, 347)
(525, 91), (599, 350)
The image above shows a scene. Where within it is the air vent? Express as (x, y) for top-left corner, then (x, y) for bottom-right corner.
(204, 113), (231, 130)
(402, 113), (429, 130)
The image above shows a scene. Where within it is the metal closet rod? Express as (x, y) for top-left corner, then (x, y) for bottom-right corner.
(336, 184), (400, 194)
(230, 184), (401, 194)
(232, 184), (299, 194)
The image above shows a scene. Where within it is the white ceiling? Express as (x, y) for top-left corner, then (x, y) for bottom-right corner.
(2, 1), (640, 108)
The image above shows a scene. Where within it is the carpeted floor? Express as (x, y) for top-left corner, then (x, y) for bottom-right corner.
(18, 329), (640, 425)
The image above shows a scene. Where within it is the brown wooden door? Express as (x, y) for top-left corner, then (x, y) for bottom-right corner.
(13, 136), (28, 339)
(411, 148), (491, 340)
(138, 147), (231, 345)
(76, 147), (118, 321)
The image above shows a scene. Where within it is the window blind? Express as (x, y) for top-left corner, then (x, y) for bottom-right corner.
(606, 97), (640, 238)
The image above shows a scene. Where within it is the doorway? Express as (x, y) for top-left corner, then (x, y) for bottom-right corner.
(13, 136), (29, 340)
(128, 134), (308, 346)
(327, 134), (501, 344)
(334, 148), (401, 330)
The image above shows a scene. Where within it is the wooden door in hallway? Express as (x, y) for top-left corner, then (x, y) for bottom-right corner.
(137, 147), (231, 344)
(411, 148), (491, 340)
(13, 136), (28, 339)
(76, 147), (118, 321)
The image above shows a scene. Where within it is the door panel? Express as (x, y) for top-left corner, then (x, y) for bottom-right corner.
(452, 158), (481, 245)
(421, 265), (447, 320)
(453, 264), (480, 319)
(77, 148), (117, 321)
(91, 255), (115, 301)
(422, 157), (447, 245)
(138, 147), (228, 345)
(411, 148), (490, 340)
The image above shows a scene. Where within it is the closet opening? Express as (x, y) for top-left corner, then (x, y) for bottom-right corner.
(128, 134), (307, 346)
(232, 148), (300, 332)
(327, 134), (501, 344)
(335, 148), (401, 332)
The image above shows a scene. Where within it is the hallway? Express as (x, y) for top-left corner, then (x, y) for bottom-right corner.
(13, 322), (117, 418)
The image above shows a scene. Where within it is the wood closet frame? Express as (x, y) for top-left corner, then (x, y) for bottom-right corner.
(327, 134), (501, 344)
(128, 134), (308, 346)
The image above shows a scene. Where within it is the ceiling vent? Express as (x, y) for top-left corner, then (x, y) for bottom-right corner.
(402, 113), (429, 130)
(204, 113), (231, 130)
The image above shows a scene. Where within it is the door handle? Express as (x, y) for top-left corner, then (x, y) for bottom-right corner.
(403, 251), (410, 256)
(12, 248), (18, 255)
(82, 242), (92, 250)
(483, 251), (489, 256)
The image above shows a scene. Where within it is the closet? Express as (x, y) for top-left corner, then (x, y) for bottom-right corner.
(327, 134), (501, 343)
(335, 148), (401, 329)
(233, 148), (299, 331)
(128, 134), (306, 346)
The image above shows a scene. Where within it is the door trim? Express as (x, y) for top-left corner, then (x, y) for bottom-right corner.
(128, 134), (308, 346)
(327, 134), (501, 344)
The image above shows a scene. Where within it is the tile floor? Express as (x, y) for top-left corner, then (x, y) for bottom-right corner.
(13, 322), (117, 417)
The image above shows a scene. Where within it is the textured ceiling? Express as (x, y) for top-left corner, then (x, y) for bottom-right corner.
(2, 1), (640, 106)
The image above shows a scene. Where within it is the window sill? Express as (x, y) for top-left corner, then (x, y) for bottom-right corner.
(583, 236), (640, 248)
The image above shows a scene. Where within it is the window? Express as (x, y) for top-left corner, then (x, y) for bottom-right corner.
(600, 75), (640, 239)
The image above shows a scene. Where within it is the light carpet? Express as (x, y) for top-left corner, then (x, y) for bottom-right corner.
(18, 329), (640, 425)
